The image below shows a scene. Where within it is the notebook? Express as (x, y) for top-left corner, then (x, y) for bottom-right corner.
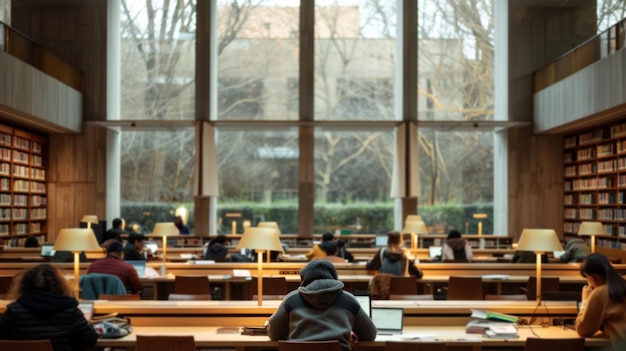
(40, 244), (56, 257)
(127, 260), (146, 278)
(354, 294), (371, 317)
(428, 246), (442, 259)
(78, 301), (95, 322)
(371, 307), (403, 335)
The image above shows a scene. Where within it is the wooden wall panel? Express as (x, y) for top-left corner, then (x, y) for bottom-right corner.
(507, 126), (563, 240)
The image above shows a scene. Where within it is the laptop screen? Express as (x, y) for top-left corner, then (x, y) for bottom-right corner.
(371, 307), (403, 334)
(126, 260), (146, 278)
(553, 250), (566, 259)
(78, 301), (94, 321)
(375, 236), (388, 247)
(428, 246), (442, 259)
(354, 295), (371, 317)
(40, 244), (56, 257)
(144, 242), (158, 255)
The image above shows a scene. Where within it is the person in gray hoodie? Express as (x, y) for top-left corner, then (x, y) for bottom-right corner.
(268, 260), (377, 350)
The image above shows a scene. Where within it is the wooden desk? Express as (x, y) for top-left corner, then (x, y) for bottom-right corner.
(96, 325), (609, 351)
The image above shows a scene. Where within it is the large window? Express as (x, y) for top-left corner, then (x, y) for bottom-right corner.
(216, 128), (299, 233)
(216, 1), (300, 120)
(314, 0), (397, 121)
(597, 0), (626, 32)
(120, 129), (196, 233)
(119, 0), (196, 121)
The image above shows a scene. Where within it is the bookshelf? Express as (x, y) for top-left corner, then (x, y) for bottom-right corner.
(563, 120), (626, 249)
(0, 123), (47, 246)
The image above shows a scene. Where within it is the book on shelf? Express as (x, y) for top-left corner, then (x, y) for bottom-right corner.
(470, 309), (518, 323)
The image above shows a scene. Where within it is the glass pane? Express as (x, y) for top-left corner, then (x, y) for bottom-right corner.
(597, 0), (626, 33)
(314, 1), (397, 121)
(120, 130), (196, 233)
(418, 130), (494, 234)
(417, 0), (494, 121)
(314, 128), (394, 234)
(216, 1), (300, 120)
(119, 0), (196, 120)
(216, 128), (299, 233)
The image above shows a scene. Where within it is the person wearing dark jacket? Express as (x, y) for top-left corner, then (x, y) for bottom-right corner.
(441, 229), (473, 262)
(123, 233), (148, 261)
(204, 234), (229, 261)
(337, 239), (354, 263)
(0, 264), (98, 351)
(268, 260), (377, 351)
(366, 231), (423, 278)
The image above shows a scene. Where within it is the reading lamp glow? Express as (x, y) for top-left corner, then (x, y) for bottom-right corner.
(152, 222), (179, 274)
(578, 221), (607, 253)
(81, 215), (98, 229)
(402, 220), (428, 250)
(53, 228), (101, 298)
(258, 222), (282, 263)
(236, 227), (284, 306)
(405, 215), (423, 223)
(516, 229), (563, 305)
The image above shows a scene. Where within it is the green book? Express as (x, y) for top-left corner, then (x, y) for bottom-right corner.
(470, 309), (518, 323)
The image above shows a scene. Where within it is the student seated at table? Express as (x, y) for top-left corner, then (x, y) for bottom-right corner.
(268, 260), (377, 351)
(204, 234), (229, 261)
(366, 231), (423, 278)
(560, 233), (590, 263)
(321, 242), (348, 263)
(337, 239), (354, 263)
(305, 232), (335, 261)
(576, 253), (626, 347)
(0, 264), (98, 351)
(441, 229), (473, 262)
(511, 250), (548, 263)
(87, 241), (142, 294)
(124, 233), (150, 261)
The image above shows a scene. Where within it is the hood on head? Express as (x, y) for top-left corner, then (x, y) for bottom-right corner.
(300, 259), (338, 286)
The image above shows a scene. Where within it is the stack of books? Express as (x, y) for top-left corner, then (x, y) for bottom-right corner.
(466, 309), (519, 339)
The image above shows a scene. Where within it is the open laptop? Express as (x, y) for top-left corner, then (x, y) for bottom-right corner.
(126, 260), (146, 278)
(144, 242), (158, 255)
(370, 307), (403, 335)
(354, 294), (371, 317)
(374, 236), (388, 247)
(40, 244), (55, 257)
(428, 246), (442, 259)
(78, 301), (95, 322)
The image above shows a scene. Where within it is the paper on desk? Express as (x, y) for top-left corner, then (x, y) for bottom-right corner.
(481, 274), (509, 280)
(233, 269), (251, 277)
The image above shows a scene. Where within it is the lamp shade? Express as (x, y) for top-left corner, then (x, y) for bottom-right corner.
(152, 222), (179, 237)
(257, 221), (281, 235)
(517, 229), (563, 252)
(81, 215), (98, 224)
(578, 221), (607, 236)
(236, 227), (284, 253)
(405, 215), (423, 223)
(402, 221), (428, 234)
(53, 228), (101, 252)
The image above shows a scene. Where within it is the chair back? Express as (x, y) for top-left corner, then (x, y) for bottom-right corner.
(174, 275), (211, 294)
(136, 335), (195, 351)
(278, 340), (341, 351)
(384, 341), (446, 351)
(526, 277), (559, 301)
(389, 294), (434, 300)
(447, 276), (483, 300)
(524, 337), (584, 351)
(168, 293), (213, 301)
(79, 273), (126, 300)
(98, 294), (141, 300)
(0, 339), (54, 351)
(389, 276), (417, 295)
(250, 277), (287, 298)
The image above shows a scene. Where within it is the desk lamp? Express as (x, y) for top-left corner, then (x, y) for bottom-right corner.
(516, 229), (563, 305)
(152, 222), (179, 275)
(258, 221), (281, 263)
(81, 215), (98, 229)
(578, 221), (607, 253)
(236, 227), (284, 306)
(53, 228), (101, 298)
(405, 215), (423, 223)
(473, 213), (488, 248)
(402, 220), (428, 250)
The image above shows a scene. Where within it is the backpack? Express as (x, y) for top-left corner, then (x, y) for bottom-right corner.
(379, 249), (402, 275)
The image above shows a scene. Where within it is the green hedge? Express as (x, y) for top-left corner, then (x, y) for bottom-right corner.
(121, 201), (493, 235)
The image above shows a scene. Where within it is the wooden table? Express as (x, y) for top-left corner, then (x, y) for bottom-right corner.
(96, 325), (609, 351)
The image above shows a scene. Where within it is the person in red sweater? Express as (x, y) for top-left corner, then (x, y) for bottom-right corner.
(86, 241), (142, 294)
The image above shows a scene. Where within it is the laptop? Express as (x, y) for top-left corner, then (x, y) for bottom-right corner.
(78, 301), (95, 322)
(370, 307), (403, 335)
(144, 242), (158, 255)
(428, 246), (442, 259)
(40, 244), (55, 257)
(126, 260), (146, 278)
(553, 250), (566, 259)
(374, 236), (388, 247)
(354, 294), (371, 317)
